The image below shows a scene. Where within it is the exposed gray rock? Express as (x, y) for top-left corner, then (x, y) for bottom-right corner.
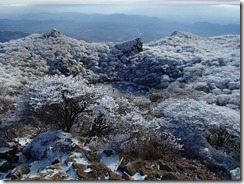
(113, 38), (143, 57)
(49, 28), (61, 38)
(11, 164), (30, 180)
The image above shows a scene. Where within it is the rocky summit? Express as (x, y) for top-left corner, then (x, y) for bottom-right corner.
(0, 29), (240, 180)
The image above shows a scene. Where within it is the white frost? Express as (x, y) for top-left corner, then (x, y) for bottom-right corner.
(230, 167), (240, 180)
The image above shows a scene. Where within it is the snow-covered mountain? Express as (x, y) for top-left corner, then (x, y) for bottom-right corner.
(0, 29), (240, 109)
(0, 29), (240, 180)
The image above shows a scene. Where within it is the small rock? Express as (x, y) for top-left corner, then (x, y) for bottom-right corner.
(145, 173), (162, 180)
(49, 28), (61, 38)
(122, 172), (134, 180)
(11, 164), (30, 180)
(49, 164), (62, 170)
(77, 169), (98, 180)
(109, 172), (123, 180)
(118, 162), (127, 173)
(125, 162), (137, 176)
(73, 162), (86, 172)
(89, 163), (111, 178)
(49, 172), (66, 180)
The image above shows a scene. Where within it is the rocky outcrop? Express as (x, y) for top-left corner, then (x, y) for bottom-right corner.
(113, 38), (143, 57)
(49, 29), (61, 38)
(11, 164), (30, 180)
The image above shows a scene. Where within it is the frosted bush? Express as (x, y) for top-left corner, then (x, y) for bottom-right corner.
(17, 75), (114, 133)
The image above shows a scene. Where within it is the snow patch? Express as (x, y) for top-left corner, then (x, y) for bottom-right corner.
(84, 168), (92, 173)
(132, 172), (147, 180)
(70, 152), (89, 165)
(230, 167), (240, 180)
(100, 152), (120, 172)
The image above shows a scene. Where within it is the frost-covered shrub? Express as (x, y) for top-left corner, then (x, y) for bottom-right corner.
(17, 75), (113, 133)
(154, 98), (240, 170)
(0, 97), (13, 115)
(205, 126), (240, 161)
(122, 129), (183, 160)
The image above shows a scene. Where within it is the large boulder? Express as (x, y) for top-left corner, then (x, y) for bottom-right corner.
(112, 38), (143, 57)
(49, 28), (61, 38)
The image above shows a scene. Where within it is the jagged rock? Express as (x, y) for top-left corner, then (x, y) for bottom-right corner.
(125, 162), (137, 176)
(49, 28), (61, 38)
(171, 31), (196, 38)
(11, 164), (30, 180)
(113, 38), (143, 57)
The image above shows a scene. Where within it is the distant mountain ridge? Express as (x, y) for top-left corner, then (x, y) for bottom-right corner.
(0, 31), (30, 42)
(0, 13), (240, 42)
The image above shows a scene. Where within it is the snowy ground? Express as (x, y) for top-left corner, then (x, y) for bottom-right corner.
(0, 30), (240, 180)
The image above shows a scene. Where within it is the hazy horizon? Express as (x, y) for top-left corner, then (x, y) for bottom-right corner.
(0, 0), (240, 24)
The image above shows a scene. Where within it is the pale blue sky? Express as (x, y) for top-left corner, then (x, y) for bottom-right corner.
(0, 0), (240, 24)
(0, 0), (240, 6)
